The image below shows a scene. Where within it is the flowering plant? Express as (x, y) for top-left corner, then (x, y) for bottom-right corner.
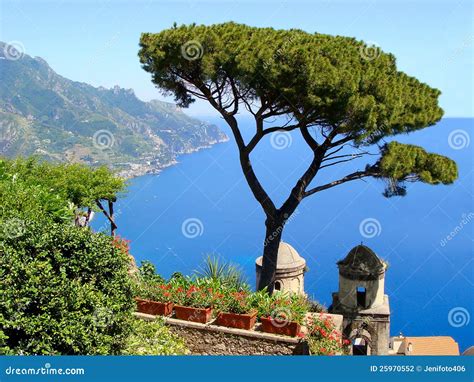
(112, 235), (131, 256)
(305, 314), (351, 355)
(215, 287), (254, 315)
(251, 290), (309, 324)
(135, 282), (173, 303)
(170, 278), (219, 308)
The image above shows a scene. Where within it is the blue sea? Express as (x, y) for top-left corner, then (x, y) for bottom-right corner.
(95, 117), (473, 352)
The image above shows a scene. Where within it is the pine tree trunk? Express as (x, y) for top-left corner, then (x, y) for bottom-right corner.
(257, 217), (285, 293)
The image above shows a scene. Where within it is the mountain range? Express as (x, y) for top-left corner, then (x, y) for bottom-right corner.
(0, 41), (227, 177)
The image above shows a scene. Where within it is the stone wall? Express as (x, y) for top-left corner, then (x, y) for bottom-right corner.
(135, 313), (309, 355)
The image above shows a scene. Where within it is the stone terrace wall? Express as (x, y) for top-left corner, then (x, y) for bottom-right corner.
(135, 313), (309, 355)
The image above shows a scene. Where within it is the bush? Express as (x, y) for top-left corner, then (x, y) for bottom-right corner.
(138, 260), (165, 284)
(0, 221), (134, 355)
(250, 289), (310, 324)
(122, 318), (187, 355)
(194, 255), (247, 290)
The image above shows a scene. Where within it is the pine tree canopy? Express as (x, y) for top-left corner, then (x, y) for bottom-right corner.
(138, 23), (457, 199)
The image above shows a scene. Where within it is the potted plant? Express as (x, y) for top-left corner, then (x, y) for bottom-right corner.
(306, 314), (351, 355)
(171, 279), (215, 323)
(254, 291), (309, 337)
(215, 289), (257, 330)
(135, 282), (174, 316)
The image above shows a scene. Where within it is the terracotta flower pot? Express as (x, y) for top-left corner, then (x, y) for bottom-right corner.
(260, 316), (301, 337)
(174, 305), (213, 323)
(216, 311), (257, 330)
(135, 298), (174, 316)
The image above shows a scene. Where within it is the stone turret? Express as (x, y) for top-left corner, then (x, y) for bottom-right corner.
(330, 245), (390, 355)
(255, 242), (306, 295)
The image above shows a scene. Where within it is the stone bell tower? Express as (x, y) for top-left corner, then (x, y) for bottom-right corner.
(255, 242), (306, 295)
(329, 245), (390, 355)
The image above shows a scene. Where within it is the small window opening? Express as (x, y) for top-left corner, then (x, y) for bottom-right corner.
(357, 286), (366, 308)
(352, 337), (368, 355)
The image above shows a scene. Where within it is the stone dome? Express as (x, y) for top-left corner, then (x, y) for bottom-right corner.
(462, 346), (474, 356)
(337, 245), (386, 280)
(256, 242), (306, 270)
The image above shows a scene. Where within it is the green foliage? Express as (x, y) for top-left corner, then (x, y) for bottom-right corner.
(0, 221), (134, 355)
(377, 142), (458, 196)
(0, 172), (73, 225)
(139, 22), (443, 137)
(122, 318), (187, 355)
(138, 260), (165, 284)
(194, 255), (248, 290)
(170, 271), (185, 280)
(169, 277), (221, 309)
(214, 288), (254, 315)
(250, 289), (310, 324)
(0, 157), (126, 209)
(0, 157), (136, 355)
(139, 23), (457, 203)
(135, 283), (173, 304)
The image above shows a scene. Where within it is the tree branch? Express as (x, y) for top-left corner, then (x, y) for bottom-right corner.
(96, 200), (118, 231)
(304, 166), (380, 197)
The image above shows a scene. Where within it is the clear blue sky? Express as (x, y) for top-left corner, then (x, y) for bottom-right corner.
(1, 0), (472, 117)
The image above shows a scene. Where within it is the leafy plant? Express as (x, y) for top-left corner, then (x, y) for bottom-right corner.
(251, 290), (310, 325)
(194, 255), (248, 290)
(135, 283), (173, 304)
(306, 314), (351, 356)
(0, 157), (134, 355)
(169, 277), (220, 309)
(0, 221), (134, 355)
(138, 260), (165, 284)
(214, 287), (254, 315)
(122, 317), (187, 355)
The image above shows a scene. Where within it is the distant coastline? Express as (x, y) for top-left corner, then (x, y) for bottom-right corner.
(117, 136), (230, 179)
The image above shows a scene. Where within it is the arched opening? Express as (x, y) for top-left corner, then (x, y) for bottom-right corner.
(274, 281), (282, 291)
(352, 337), (369, 355)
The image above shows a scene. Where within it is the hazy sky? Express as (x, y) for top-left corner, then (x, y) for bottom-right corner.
(1, 0), (472, 117)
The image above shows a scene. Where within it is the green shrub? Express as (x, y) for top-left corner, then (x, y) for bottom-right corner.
(122, 318), (187, 355)
(250, 290), (310, 325)
(138, 260), (165, 284)
(194, 255), (248, 290)
(0, 221), (134, 355)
